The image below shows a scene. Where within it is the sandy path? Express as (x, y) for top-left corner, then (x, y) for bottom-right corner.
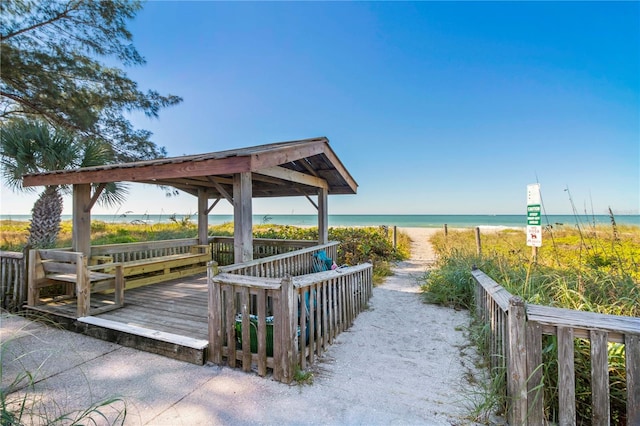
(285, 227), (482, 425)
(2, 228), (482, 425)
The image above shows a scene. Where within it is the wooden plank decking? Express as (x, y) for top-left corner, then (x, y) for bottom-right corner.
(24, 273), (210, 364)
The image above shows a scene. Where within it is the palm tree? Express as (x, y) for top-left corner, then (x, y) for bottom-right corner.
(1, 119), (128, 248)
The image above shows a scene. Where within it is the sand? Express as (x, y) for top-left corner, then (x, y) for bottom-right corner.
(1, 227), (485, 425)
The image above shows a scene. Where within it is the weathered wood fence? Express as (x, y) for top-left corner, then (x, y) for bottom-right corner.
(0, 250), (27, 311)
(0, 237), (326, 312)
(210, 236), (320, 266)
(472, 268), (640, 426)
(208, 243), (371, 383)
(219, 241), (339, 277)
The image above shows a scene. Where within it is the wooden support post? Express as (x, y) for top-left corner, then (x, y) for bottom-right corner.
(27, 249), (37, 307)
(318, 187), (328, 244)
(72, 184), (91, 256)
(506, 296), (527, 426)
(198, 188), (209, 246)
(444, 224), (448, 236)
(558, 326), (576, 426)
(20, 244), (30, 308)
(233, 172), (253, 263)
(626, 334), (640, 426)
(475, 226), (482, 257)
(114, 264), (124, 307)
(76, 253), (90, 317)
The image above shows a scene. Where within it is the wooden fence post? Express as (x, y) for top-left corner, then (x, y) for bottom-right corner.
(76, 254), (90, 318)
(526, 321), (544, 424)
(590, 330), (610, 425)
(393, 225), (397, 250)
(475, 227), (482, 257)
(20, 245), (30, 310)
(626, 334), (640, 426)
(444, 224), (448, 236)
(278, 275), (295, 383)
(558, 326), (576, 426)
(207, 262), (223, 364)
(27, 250), (37, 307)
(507, 296), (528, 426)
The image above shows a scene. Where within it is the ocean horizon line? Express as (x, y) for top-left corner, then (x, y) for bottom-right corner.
(1, 213), (638, 229)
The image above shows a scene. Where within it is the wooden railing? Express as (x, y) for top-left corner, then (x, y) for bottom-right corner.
(219, 241), (339, 277)
(472, 268), (640, 426)
(208, 246), (372, 384)
(1, 250), (26, 311)
(6, 238), (338, 313)
(209, 236), (320, 266)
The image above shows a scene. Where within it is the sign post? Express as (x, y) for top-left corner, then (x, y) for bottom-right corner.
(526, 184), (542, 252)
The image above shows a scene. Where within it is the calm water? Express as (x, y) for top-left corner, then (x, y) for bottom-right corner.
(2, 214), (638, 228)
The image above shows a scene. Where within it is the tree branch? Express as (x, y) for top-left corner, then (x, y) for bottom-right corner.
(0, 2), (77, 41)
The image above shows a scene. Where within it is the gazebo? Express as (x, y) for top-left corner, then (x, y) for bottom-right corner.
(21, 137), (372, 382)
(22, 136), (357, 262)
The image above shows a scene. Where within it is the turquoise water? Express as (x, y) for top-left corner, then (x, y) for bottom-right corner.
(2, 214), (638, 228)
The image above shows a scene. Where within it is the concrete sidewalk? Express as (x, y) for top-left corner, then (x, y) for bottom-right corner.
(1, 228), (482, 425)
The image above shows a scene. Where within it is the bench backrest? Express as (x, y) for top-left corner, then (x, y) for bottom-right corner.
(32, 249), (85, 280)
(91, 238), (200, 262)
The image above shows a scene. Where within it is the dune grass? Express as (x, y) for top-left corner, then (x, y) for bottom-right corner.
(1, 313), (127, 425)
(421, 222), (639, 424)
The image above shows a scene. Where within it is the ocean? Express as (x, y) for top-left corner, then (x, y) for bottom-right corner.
(1, 214), (638, 228)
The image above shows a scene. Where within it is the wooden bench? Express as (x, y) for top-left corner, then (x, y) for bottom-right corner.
(27, 249), (124, 317)
(90, 239), (211, 289)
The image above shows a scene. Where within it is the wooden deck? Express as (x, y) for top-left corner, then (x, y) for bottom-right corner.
(25, 274), (210, 365)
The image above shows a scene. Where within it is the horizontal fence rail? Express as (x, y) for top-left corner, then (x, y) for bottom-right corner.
(0, 250), (26, 311)
(471, 268), (640, 426)
(219, 241), (339, 278)
(210, 236), (324, 267)
(208, 245), (372, 383)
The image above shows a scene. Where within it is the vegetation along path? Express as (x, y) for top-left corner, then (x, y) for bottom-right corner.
(2, 227), (483, 425)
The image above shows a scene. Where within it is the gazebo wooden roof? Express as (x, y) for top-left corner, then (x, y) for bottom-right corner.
(22, 137), (357, 198)
(22, 137), (357, 263)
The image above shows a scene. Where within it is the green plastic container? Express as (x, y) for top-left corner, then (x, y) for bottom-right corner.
(235, 315), (274, 356)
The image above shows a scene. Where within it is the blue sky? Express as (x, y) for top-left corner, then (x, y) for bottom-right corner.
(1, 1), (638, 216)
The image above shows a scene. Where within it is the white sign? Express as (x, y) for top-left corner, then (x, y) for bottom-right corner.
(526, 184), (542, 247)
(526, 225), (542, 247)
(527, 183), (541, 205)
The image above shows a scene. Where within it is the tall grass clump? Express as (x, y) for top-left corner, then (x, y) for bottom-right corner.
(1, 313), (127, 425)
(421, 220), (639, 425)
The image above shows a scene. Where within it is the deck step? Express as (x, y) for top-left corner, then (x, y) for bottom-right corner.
(78, 316), (208, 350)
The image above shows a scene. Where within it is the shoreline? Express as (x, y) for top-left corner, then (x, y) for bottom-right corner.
(3, 218), (640, 232)
(2, 213), (638, 230)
